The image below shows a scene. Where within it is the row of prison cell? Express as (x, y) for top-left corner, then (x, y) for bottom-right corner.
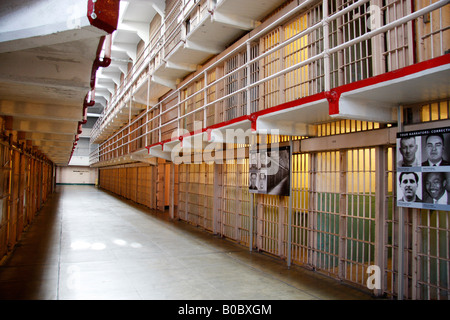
(0, 134), (54, 263)
(98, 114), (450, 300)
(94, 0), (450, 160)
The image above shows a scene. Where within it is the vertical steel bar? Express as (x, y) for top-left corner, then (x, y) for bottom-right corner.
(447, 212), (449, 300)
(436, 211), (440, 299)
(279, 198), (284, 257)
(288, 138), (293, 268)
(395, 1), (400, 69)
(170, 163), (175, 219)
(178, 90), (182, 138)
(375, 145), (386, 297)
(246, 42), (252, 116)
(146, 75), (150, 146)
(360, 149), (365, 283)
(308, 152), (315, 267)
(398, 105), (405, 300)
(411, 209), (418, 299)
(323, 0), (331, 91)
(339, 149), (347, 280)
(159, 102), (162, 143)
(235, 162), (240, 241)
(348, 150), (354, 281)
(430, 0), (434, 58)
(204, 71), (208, 126)
(439, 7), (443, 56)
(427, 211), (431, 299)
(249, 192), (254, 252)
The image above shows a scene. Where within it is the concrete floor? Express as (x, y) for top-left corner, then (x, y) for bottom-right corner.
(0, 185), (373, 300)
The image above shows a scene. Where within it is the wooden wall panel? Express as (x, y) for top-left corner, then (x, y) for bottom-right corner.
(99, 164), (158, 211)
(0, 136), (54, 263)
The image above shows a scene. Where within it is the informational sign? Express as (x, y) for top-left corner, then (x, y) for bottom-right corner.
(249, 146), (290, 196)
(396, 126), (450, 210)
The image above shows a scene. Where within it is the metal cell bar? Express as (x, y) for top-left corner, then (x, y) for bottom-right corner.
(397, 105), (405, 300)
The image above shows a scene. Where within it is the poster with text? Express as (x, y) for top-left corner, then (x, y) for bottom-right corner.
(397, 126), (450, 210)
(249, 146), (290, 196)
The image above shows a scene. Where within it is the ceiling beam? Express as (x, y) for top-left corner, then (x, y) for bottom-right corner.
(0, 100), (81, 121)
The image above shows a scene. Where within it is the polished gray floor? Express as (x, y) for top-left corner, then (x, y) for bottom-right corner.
(0, 185), (373, 300)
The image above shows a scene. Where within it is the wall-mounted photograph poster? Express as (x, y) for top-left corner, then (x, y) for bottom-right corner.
(249, 146), (290, 196)
(397, 126), (450, 210)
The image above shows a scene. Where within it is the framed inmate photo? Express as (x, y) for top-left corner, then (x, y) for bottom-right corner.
(397, 171), (423, 209)
(421, 171), (450, 211)
(258, 170), (267, 192)
(397, 136), (421, 168)
(250, 152), (258, 170)
(421, 132), (450, 169)
(249, 171), (258, 192)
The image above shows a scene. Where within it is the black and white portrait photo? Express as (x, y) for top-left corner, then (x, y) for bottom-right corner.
(421, 132), (450, 167)
(397, 171), (422, 204)
(422, 171), (450, 206)
(397, 136), (421, 167)
(249, 172), (258, 190)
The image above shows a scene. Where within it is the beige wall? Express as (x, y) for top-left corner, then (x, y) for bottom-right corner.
(56, 166), (98, 185)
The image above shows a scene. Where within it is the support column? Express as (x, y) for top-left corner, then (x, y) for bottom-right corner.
(411, 206), (419, 299)
(213, 163), (222, 235)
(308, 153), (317, 267)
(169, 162), (175, 219)
(287, 138), (293, 268)
(397, 105), (405, 300)
(323, 0), (331, 92)
(156, 159), (165, 211)
(278, 200), (285, 258)
(235, 162), (241, 241)
(338, 150), (348, 280)
(374, 145), (387, 297)
(146, 75), (150, 146)
(246, 42), (251, 116)
(249, 132), (258, 251)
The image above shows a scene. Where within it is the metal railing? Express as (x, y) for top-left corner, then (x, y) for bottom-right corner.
(90, 0), (450, 165)
(91, 0), (207, 143)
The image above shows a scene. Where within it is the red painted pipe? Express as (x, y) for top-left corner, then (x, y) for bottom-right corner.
(70, 34), (113, 163)
(87, 0), (120, 34)
(90, 35), (112, 90)
(69, 1), (119, 165)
